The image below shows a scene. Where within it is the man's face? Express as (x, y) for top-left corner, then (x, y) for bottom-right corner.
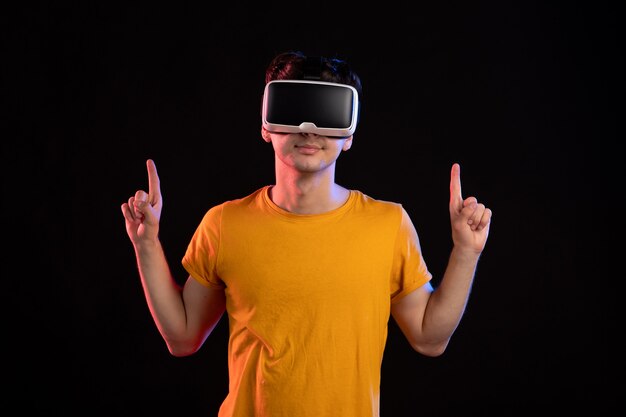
(262, 130), (353, 174)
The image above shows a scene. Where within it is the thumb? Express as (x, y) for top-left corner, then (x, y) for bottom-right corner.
(133, 192), (158, 224)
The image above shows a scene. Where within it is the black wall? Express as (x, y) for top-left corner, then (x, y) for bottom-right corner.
(4, 2), (620, 415)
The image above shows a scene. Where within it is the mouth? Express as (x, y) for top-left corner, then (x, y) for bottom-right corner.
(295, 143), (322, 150)
(295, 143), (322, 155)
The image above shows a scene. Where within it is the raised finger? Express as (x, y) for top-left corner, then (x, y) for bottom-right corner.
(449, 163), (463, 212)
(147, 159), (161, 205)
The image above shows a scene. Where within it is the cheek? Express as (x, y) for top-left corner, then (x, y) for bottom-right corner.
(276, 141), (293, 156)
(271, 141), (297, 163)
(325, 146), (345, 162)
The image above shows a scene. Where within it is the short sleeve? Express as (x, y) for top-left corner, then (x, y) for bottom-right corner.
(389, 207), (432, 303)
(181, 205), (226, 289)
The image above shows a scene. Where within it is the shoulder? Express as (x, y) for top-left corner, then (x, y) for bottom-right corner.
(351, 190), (404, 214)
(347, 190), (411, 230)
(200, 186), (268, 223)
(208, 186), (268, 210)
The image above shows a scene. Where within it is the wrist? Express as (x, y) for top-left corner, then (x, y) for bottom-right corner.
(133, 236), (162, 254)
(450, 245), (481, 264)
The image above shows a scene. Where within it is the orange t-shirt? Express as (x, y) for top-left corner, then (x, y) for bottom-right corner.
(182, 186), (432, 417)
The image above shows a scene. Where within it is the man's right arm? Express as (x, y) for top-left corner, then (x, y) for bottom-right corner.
(133, 238), (226, 357)
(121, 159), (225, 356)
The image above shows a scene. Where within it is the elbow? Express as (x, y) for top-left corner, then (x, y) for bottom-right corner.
(168, 346), (197, 357)
(411, 340), (450, 357)
(162, 324), (218, 357)
(165, 338), (202, 358)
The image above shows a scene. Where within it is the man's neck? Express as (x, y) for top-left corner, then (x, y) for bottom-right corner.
(269, 177), (350, 215)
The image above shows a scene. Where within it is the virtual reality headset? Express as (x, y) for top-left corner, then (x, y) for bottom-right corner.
(262, 80), (360, 138)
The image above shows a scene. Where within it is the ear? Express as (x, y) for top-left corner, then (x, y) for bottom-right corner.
(342, 136), (353, 151)
(261, 127), (272, 143)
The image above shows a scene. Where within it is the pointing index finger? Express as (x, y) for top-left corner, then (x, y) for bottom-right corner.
(449, 163), (463, 211)
(146, 159), (161, 204)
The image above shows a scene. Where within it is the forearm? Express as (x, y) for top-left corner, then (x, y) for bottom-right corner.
(133, 238), (189, 343)
(422, 246), (480, 343)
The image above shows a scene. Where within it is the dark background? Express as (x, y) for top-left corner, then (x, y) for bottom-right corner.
(4, 2), (621, 416)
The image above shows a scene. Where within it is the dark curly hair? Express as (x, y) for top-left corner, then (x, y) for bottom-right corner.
(265, 51), (363, 99)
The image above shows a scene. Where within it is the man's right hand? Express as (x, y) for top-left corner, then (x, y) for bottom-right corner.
(121, 159), (163, 246)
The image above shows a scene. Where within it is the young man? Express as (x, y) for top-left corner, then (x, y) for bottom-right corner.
(121, 50), (492, 417)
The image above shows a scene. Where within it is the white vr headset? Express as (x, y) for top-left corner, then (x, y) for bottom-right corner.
(262, 79), (360, 138)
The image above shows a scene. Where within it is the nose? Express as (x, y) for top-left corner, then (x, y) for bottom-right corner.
(300, 132), (319, 138)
